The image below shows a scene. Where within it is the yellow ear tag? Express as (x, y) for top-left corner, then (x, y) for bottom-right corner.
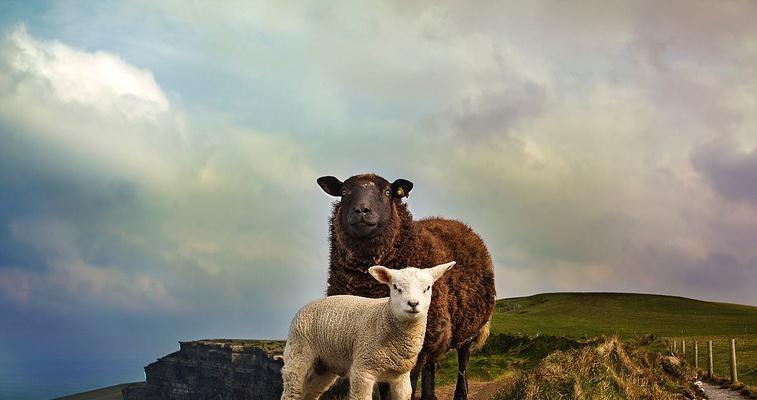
(396, 188), (405, 197)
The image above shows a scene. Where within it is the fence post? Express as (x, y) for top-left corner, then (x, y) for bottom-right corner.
(683, 340), (686, 360)
(673, 340), (677, 354)
(729, 338), (738, 383)
(694, 341), (699, 369)
(708, 340), (713, 378)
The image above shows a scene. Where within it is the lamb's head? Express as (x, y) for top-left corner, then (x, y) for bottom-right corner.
(317, 173), (413, 239)
(368, 261), (456, 322)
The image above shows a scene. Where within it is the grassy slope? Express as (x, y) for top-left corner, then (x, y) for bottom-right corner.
(492, 335), (701, 400)
(491, 292), (757, 338)
(437, 292), (757, 387)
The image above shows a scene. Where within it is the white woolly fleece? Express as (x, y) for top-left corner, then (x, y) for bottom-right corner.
(281, 262), (455, 400)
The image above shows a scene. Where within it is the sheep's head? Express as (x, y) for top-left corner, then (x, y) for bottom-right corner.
(368, 261), (456, 322)
(317, 174), (413, 239)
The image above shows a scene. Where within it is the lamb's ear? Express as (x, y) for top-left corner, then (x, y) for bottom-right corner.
(391, 179), (413, 198)
(429, 261), (456, 282)
(368, 266), (393, 284)
(317, 176), (343, 197)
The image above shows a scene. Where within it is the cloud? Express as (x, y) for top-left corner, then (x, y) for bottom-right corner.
(0, 219), (173, 312)
(0, 24), (326, 328)
(428, 80), (549, 140)
(2, 1), (757, 349)
(0, 24), (187, 189)
(693, 139), (757, 208)
(6, 25), (169, 120)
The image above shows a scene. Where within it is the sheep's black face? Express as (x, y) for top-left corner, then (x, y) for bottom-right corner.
(317, 174), (413, 239)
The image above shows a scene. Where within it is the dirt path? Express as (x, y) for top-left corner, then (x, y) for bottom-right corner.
(699, 381), (750, 400)
(435, 379), (511, 400)
(434, 380), (752, 400)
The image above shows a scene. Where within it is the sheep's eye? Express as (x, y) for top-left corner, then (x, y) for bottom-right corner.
(424, 285), (431, 293)
(385, 190), (391, 197)
(341, 188), (349, 196)
(393, 284), (402, 293)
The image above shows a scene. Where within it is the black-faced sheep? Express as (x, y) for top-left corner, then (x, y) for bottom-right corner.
(317, 173), (496, 400)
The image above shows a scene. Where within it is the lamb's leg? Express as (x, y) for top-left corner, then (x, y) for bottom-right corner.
(281, 352), (313, 400)
(348, 370), (376, 400)
(420, 359), (436, 400)
(304, 371), (339, 400)
(453, 343), (471, 400)
(389, 372), (412, 400)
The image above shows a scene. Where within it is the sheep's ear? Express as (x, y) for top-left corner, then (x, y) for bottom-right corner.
(391, 179), (413, 198)
(429, 261), (456, 282)
(368, 266), (393, 284)
(317, 176), (343, 197)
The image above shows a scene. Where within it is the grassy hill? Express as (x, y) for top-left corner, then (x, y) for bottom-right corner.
(490, 292), (757, 338)
(437, 292), (757, 388)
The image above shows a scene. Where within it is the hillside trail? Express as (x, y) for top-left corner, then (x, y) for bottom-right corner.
(433, 379), (752, 400)
(699, 381), (751, 399)
(435, 379), (511, 400)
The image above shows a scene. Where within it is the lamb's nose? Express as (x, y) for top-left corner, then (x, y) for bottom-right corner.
(407, 300), (419, 308)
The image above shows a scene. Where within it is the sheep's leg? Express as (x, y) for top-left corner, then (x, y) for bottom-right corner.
(389, 372), (412, 400)
(453, 343), (471, 400)
(420, 359), (436, 400)
(348, 370), (376, 400)
(303, 371), (339, 400)
(409, 353), (424, 400)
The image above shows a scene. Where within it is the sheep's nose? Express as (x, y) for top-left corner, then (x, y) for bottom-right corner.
(353, 205), (372, 214)
(407, 300), (419, 308)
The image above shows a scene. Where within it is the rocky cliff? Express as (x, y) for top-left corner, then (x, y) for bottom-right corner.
(123, 339), (285, 400)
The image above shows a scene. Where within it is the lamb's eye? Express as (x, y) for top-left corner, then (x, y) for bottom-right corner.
(385, 190), (391, 197)
(393, 284), (402, 293)
(341, 188), (349, 196)
(424, 285), (431, 293)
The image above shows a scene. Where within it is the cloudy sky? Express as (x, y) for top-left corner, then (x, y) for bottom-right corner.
(1, 0), (756, 395)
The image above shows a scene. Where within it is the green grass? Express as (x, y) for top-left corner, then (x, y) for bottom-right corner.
(437, 292), (757, 387)
(198, 338), (286, 355)
(436, 334), (594, 385)
(491, 292), (757, 338)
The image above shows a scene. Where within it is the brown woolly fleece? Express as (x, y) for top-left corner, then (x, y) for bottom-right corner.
(325, 174), (496, 375)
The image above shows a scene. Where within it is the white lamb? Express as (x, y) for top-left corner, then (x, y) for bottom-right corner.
(281, 261), (456, 400)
